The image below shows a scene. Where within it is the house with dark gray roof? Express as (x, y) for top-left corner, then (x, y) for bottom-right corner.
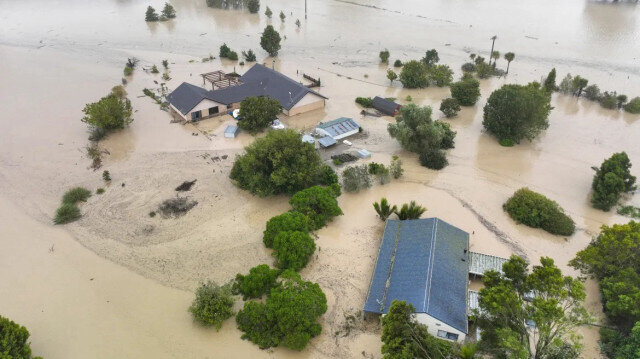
(372, 96), (401, 116)
(364, 218), (470, 342)
(166, 64), (328, 121)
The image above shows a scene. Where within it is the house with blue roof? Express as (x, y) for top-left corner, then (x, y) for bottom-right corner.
(166, 64), (328, 122)
(364, 218), (470, 342)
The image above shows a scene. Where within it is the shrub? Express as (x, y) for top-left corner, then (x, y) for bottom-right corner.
(355, 97), (373, 108)
(263, 211), (310, 248)
(161, 2), (176, 18)
(499, 138), (515, 147)
(0, 315), (40, 359)
(558, 74), (575, 94)
(368, 162), (386, 175)
(591, 152), (636, 211)
(379, 49), (390, 63)
(503, 188), (575, 236)
(228, 51), (239, 61)
(260, 25), (281, 57)
(317, 164), (338, 186)
(273, 231), (316, 271)
(330, 154), (359, 165)
(151, 65), (159, 74)
(295, 19), (301, 27)
(102, 170), (111, 181)
(289, 186), (342, 230)
(62, 187), (92, 204)
(440, 98), (460, 118)
(145, 6), (159, 21)
(158, 197), (198, 217)
(373, 198), (397, 221)
(123, 65), (133, 76)
(389, 156), (403, 179)
(387, 69), (398, 84)
(393, 59), (403, 67)
(230, 130), (326, 196)
(342, 164), (371, 193)
(220, 43), (231, 58)
(427, 64), (453, 87)
(233, 264), (279, 300)
(264, 6), (272, 18)
(624, 97), (640, 114)
(189, 281), (234, 329)
(111, 85), (127, 99)
(238, 96), (281, 133)
(246, 0), (260, 13)
(399, 60), (428, 88)
(483, 82), (551, 143)
(476, 61), (493, 79)
(419, 148), (448, 170)
(236, 271), (327, 350)
(162, 59), (169, 69)
(279, 10), (285, 22)
(396, 201), (426, 220)
(422, 49), (439, 67)
(162, 72), (171, 81)
(96, 188), (105, 194)
(599, 91), (618, 110)
(242, 49), (257, 62)
(584, 84), (601, 101)
(461, 62), (476, 73)
(617, 205), (640, 219)
(81, 94), (133, 132)
(388, 103), (456, 154)
(543, 68), (557, 92)
(54, 203), (81, 224)
(450, 76), (480, 106)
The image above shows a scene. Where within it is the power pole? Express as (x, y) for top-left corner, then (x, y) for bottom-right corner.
(305, 0), (307, 19)
(489, 35), (497, 66)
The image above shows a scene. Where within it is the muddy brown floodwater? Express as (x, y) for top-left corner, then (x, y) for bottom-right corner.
(1, 0), (640, 358)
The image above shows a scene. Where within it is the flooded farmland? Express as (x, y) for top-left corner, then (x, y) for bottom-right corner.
(1, 0), (640, 358)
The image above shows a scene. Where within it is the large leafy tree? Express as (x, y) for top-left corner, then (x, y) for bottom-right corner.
(230, 129), (326, 196)
(289, 185), (343, 230)
(482, 82), (551, 143)
(399, 60), (428, 89)
(476, 256), (590, 359)
(263, 211), (310, 248)
(422, 49), (440, 67)
(236, 270), (327, 350)
(232, 264), (280, 300)
(590, 152), (636, 211)
(81, 93), (133, 131)
(272, 231), (316, 271)
(0, 315), (42, 359)
(380, 300), (453, 359)
(427, 64), (453, 87)
(450, 75), (481, 106)
(543, 68), (557, 92)
(238, 96), (281, 134)
(260, 25), (281, 57)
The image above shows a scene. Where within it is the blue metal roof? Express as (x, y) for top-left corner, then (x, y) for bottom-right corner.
(316, 117), (360, 138)
(364, 218), (469, 334)
(318, 136), (336, 147)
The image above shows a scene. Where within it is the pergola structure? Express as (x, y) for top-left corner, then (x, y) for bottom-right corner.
(200, 70), (240, 90)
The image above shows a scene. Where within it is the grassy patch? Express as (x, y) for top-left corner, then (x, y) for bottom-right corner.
(54, 203), (81, 224)
(499, 138), (515, 147)
(62, 187), (92, 204)
(617, 205), (640, 219)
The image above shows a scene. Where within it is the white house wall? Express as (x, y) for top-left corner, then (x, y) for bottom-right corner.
(288, 92), (325, 116)
(188, 98), (226, 119)
(415, 313), (466, 343)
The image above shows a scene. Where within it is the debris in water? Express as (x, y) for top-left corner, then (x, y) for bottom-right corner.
(175, 180), (197, 192)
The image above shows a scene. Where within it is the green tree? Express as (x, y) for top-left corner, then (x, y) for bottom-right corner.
(491, 50), (500, 68)
(558, 74), (575, 94)
(373, 198), (397, 221)
(161, 2), (176, 19)
(238, 96), (281, 133)
(624, 97), (640, 114)
(145, 6), (159, 21)
(419, 148), (448, 170)
(233, 264), (279, 299)
(617, 94), (628, 109)
(242, 49), (257, 62)
(450, 75), (481, 106)
(263, 211), (310, 248)
(273, 231), (316, 271)
(81, 94), (133, 132)
(427, 64), (453, 87)
(279, 10), (285, 22)
(503, 188), (575, 236)
(230, 129), (325, 196)
(236, 270), (327, 350)
(389, 156), (403, 179)
(615, 322), (640, 359)
(476, 256), (590, 359)
(504, 52), (515, 74)
(482, 82), (551, 143)
(600, 91), (619, 110)
(395, 201), (426, 220)
(379, 49), (390, 63)
(393, 59), (403, 67)
(260, 25), (281, 57)
(219, 43), (231, 58)
(0, 315), (41, 359)
(189, 281), (235, 329)
(388, 103), (456, 153)
(572, 75), (589, 97)
(422, 49), (439, 67)
(246, 0), (260, 13)
(381, 300), (453, 359)
(399, 60), (428, 89)
(476, 61), (493, 79)
(289, 186), (343, 230)
(543, 68), (557, 92)
(591, 152), (636, 211)
(439, 97), (460, 118)
(264, 6), (272, 18)
(584, 84), (601, 101)
(342, 164), (372, 193)
(386, 69), (397, 84)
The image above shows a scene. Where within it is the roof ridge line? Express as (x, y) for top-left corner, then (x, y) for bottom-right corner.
(424, 218), (438, 312)
(380, 220), (402, 313)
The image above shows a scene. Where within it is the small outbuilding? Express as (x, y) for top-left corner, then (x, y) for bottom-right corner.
(318, 136), (337, 148)
(315, 117), (360, 140)
(357, 149), (371, 159)
(224, 125), (239, 138)
(372, 96), (401, 116)
(302, 135), (315, 144)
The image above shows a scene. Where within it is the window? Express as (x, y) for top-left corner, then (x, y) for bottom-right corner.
(437, 330), (459, 341)
(209, 106), (219, 115)
(191, 110), (202, 121)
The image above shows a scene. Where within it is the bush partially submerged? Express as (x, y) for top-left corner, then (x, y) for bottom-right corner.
(189, 281), (235, 329)
(62, 187), (92, 204)
(0, 315), (41, 359)
(355, 97), (373, 108)
(289, 186), (342, 230)
(233, 264), (280, 300)
(342, 164), (372, 192)
(263, 211), (310, 248)
(440, 98), (460, 118)
(158, 197), (198, 217)
(273, 231), (316, 271)
(503, 188), (575, 236)
(54, 203), (81, 224)
(419, 148), (448, 170)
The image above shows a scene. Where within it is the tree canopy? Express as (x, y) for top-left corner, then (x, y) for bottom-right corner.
(427, 64), (453, 87)
(450, 75), (481, 106)
(422, 49), (440, 67)
(272, 231), (316, 271)
(476, 256), (590, 359)
(263, 211), (310, 248)
(230, 129), (328, 196)
(399, 60), (428, 89)
(238, 96), (281, 133)
(189, 281), (235, 329)
(260, 25), (281, 57)
(81, 93), (133, 132)
(232, 264), (279, 300)
(440, 97), (460, 118)
(543, 68), (557, 92)
(0, 315), (41, 359)
(289, 185), (343, 230)
(482, 82), (551, 143)
(590, 152), (636, 211)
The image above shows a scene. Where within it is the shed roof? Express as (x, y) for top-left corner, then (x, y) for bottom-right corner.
(364, 218), (469, 334)
(318, 136), (337, 148)
(468, 252), (508, 276)
(372, 96), (400, 116)
(316, 117), (360, 138)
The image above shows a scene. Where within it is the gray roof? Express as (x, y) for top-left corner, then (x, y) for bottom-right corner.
(316, 117), (360, 138)
(167, 64), (328, 114)
(166, 82), (212, 115)
(364, 218), (469, 334)
(372, 96), (400, 116)
(468, 252), (508, 276)
(318, 136), (336, 147)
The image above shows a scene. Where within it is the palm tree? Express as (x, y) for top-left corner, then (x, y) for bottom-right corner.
(489, 35), (497, 65)
(395, 201), (426, 220)
(373, 198), (397, 221)
(491, 50), (500, 69)
(504, 52), (515, 74)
